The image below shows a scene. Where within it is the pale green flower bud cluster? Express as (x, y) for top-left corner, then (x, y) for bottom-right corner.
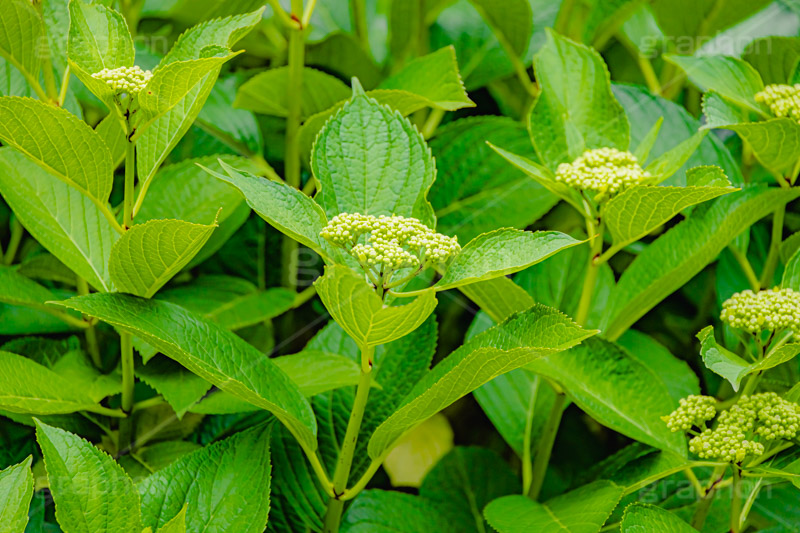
(720, 287), (800, 334)
(677, 393), (800, 463)
(92, 66), (152, 95)
(754, 84), (800, 121)
(321, 213), (460, 273)
(663, 395), (717, 432)
(555, 148), (650, 198)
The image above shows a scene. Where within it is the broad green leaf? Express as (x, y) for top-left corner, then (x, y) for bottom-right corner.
(156, 275), (295, 331)
(109, 218), (218, 298)
(0, 265), (65, 316)
(467, 0), (532, 57)
(67, 1), (133, 109)
(135, 10), (262, 200)
(0, 456), (33, 532)
(642, 131), (707, 183)
(528, 337), (686, 455)
(743, 36), (800, 86)
(368, 304), (594, 460)
(0, 351), (120, 417)
(378, 46), (474, 111)
(235, 66), (351, 118)
(529, 29), (629, 169)
(136, 356), (212, 418)
(50, 350), (121, 403)
(0, 150), (118, 291)
(430, 117), (557, 243)
(632, 117), (662, 163)
(613, 84), (743, 186)
(484, 481), (624, 533)
(604, 186), (800, 340)
(617, 330), (700, 403)
(604, 174), (736, 251)
(652, 0), (771, 42)
(307, 33), (382, 90)
(95, 114), (127, 168)
(0, 304), (75, 335)
(419, 447), (518, 533)
(702, 90), (751, 130)
(56, 293), (317, 451)
(783, 245), (800, 290)
(458, 276), (535, 323)
(434, 229), (582, 291)
(341, 490), (452, 533)
(157, 506), (187, 533)
(621, 502), (696, 532)
(137, 155), (252, 226)
(138, 424), (271, 533)
(697, 326), (800, 391)
(0, 56), (34, 98)
(0, 97), (114, 204)
(0, 0), (44, 84)
(315, 265), (437, 349)
(474, 369), (558, 457)
(35, 420), (141, 533)
(311, 82), (436, 227)
(137, 52), (241, 131)
(196, 76), (263, 155)
(665, 55), (767, 115)
(725, 119), (800, 174)
(204, 160), (343, 263)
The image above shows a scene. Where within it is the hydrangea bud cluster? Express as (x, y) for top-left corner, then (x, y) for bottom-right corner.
(663, 395), (717, 431)
(754, 84), (800, 121)
(91, 66), (153, 95)
(554, 148), (650, 199)
(320, 213), (461, 273)
(720, 287), (800, 334)
(675, 393), (800, 463)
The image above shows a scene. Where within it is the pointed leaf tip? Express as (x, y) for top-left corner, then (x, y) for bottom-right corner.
(351, 77), (366, 97)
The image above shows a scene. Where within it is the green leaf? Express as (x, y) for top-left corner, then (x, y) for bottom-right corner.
(109, 218), (218, 298)
(528, 337), (686, 455)
(315, 265), (437, 349)
(458, 276), (535, 323)
(783, 245), (800, 291)
(274, 351), (362, 397)
(0, 97), (115, 205)
(697, 326), (800, 391)
(419, 447), (518, 533)
(66, 1), (133, 109)
(474, 369), (558, 457)
(196, 76), (263, 155)
(665, 54), (767, 115)
(341, 490), (452, 533)
(35, 420), (141, 533)
(0, 351), (120, 417)
(484, 481), (624, 533)
(138, 423), (271, 533)
(136, 356), (212, 418)
(0, 150), (119, 291)
(307, 33), (382, 90)
(368, 304), (594, 460)
(604, 186), (800, 340)
(137, 52), (241, 131)
(642, 131), (707, 183)
(743, 36), (800, 86)
(311, 83), (436, 227)
(55, 293), (318, 451)
(0, 0), (44, 85)
(604, 171), (736, 252)
(135, 10), (262, 200)
(529, 29), (629, 169)
(621, 502), (696, 532)
(235, 66), (351, 118)
(651, 0), (771, 42)
(0, 456), (33, 532)
(0, 265), (62, 314)
(204, 160), (343, 263)
(157, 506), (187, 533)
(467, 0), (532, 57)
(725, 119), (800, 174)
(378, 46), (474, 111)
(434, 229), (582, 291)
(430, 117), (557, 243)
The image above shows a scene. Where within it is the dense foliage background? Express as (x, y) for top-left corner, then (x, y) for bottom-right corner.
(2, 0), (800, 532)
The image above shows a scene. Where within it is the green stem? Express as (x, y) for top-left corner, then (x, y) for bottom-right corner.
(740, 371), (762, 397)
(575, 218), (604, 326)
(323, 345), (375, 533)
(3, 217), (23, 265)
(527, 389), (566, 500)
(691, 465), (727, 530)
(731, 465), (742, 533)
(77, 277), (102, 369)
(123, 140), (135, 230)
(421, 108), (445, 139)
(759, 205), (785, 288)
(281, 0), (305, 290)
(58, 65), (71, 107)
(350, 0), (369, 52)
(520, 379), (538, 495)
(119, 332), (135, 452)
(729, 246), (760, 292)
